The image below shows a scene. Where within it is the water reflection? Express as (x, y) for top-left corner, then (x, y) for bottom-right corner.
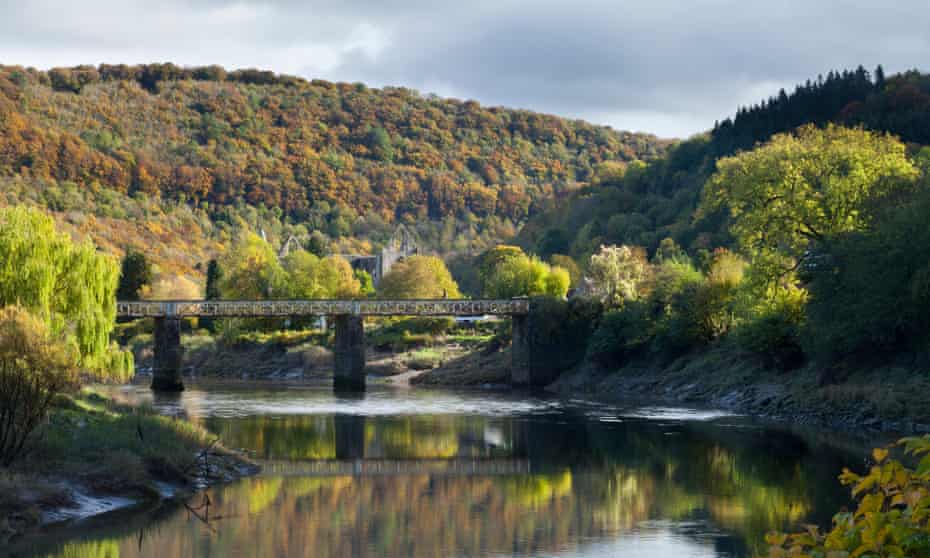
(13, 384), (858, 558)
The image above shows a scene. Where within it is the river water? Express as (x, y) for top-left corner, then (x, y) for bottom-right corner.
(9, 382), (869, 558)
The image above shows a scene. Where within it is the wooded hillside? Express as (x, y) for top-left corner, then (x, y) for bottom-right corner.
(0, 64), (666, 227)
(518, 66), (930, 262)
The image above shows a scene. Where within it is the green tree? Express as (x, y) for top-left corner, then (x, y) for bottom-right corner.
(205, 259), (223, 300)
(283, 250), (325, 299)
(804, 187), (930, 361)
(355, 269), (374, 296)
(550, 254), (581, 288)
(367, 126), (394, 163)
(304, 231), (330, 258)
(652, 237), (688, 264)
(379, 256), (461, 299)
(282, 250), (361, 299)
(478, 246), (525, 287)
(316, 256), (361, 298)
(702, 124), (918, 285)
(116, 249), (152, 300)
(219, 232), (287, 299)
(482, 250), (570, 299)
(202, 258), (223, 331)
(0, 206), (130, 377)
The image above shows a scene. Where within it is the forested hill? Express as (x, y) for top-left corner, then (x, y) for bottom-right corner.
(518, 65), (930, 261)
(0, 64), (666, 227)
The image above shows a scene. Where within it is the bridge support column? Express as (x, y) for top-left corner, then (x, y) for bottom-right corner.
(334, 314), (366, 391)
(511, 314), (532, 386)
(152, 317), (184, 392)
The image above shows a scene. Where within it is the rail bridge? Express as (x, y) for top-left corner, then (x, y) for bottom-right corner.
(117, 299), (532, 392)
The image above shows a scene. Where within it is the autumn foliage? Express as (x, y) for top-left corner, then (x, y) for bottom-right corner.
(0, 64), (665, 228)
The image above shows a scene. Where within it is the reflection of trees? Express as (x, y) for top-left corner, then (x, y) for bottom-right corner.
(246, 477), (284, 514)
(206, 414), (513, 461)
(26, 408), (854, 558)
(498, 470), (573, 507)
(571, 419), (838, 556)
(205, 416), (337, 459)
(364, 417), (460, 459)
(64, 474), (618, 558)
(43, 540), (120, 558)
(35, 457), (804, 558)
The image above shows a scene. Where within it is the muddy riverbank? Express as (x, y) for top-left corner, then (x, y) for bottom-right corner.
(1, 390), (258, 544)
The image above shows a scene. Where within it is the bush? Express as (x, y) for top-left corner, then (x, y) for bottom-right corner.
(586, 302), (653, 368)
(653, 280), (736, 354)
(0, 306), (78, 466)
(368, 317), (454, 350)
(767, 435), (930, 557)
(736, 298), (805, 371)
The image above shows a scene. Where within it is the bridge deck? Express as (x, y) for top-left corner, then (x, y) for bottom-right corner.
(116, 298), (529, 318)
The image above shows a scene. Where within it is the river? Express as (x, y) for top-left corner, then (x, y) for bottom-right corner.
(8, 382), (869, 558)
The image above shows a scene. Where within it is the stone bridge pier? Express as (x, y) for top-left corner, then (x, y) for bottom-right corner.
(151, 317), (185, 391)
(117, 299), (532, 393)
(333, 315), (366, 391)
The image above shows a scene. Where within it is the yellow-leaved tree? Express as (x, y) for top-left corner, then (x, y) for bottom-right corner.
(379, 256), (461, 299)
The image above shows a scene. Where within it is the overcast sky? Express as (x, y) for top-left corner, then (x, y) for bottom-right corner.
(1, 0), (928, 138)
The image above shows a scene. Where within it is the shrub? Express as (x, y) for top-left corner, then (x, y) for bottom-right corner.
(736, 291), (805, 371)
(653, 280), (735, 354)
(0, 306), (78, 466)
(767, 435), (930, 557)
(586, 302), (653, 368)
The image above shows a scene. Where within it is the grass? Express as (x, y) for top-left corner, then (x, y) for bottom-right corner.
(407, 348), (445, 370)
(223, 328), (329, 350)
(2, 388), (256, 541)
(24, 389), (217, 490)
(446, 333), (495, 346)
(367, 317), (452, 351)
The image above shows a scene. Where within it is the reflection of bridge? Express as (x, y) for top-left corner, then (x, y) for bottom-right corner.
(117, 299), (533, 392)
(259, 458), (532, 477)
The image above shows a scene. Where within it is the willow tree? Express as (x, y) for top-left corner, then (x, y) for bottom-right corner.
(0, 206), (131, 378)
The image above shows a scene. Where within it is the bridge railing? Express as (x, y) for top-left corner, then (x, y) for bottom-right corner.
(116, 298), (530, 318)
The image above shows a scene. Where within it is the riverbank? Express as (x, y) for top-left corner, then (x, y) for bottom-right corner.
(126, 319), (499, 383)
(0, 389), (258, 543)
(548, 344), (930, 435)
(124, 321), (930, 434)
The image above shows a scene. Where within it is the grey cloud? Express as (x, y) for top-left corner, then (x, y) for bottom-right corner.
(1, 0), (929, 137)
